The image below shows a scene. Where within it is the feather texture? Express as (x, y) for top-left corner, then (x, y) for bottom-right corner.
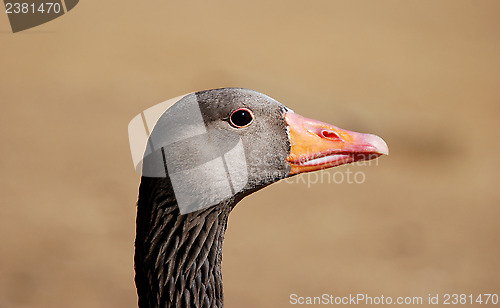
(135, 176), (232, 308)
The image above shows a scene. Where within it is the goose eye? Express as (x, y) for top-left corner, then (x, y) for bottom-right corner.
(229, 108), (254, 128)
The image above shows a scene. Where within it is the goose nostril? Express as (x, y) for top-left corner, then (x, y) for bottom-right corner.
(320, 129), (341, 140)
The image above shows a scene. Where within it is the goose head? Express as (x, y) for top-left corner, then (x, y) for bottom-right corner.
(134, 88), (388, 307)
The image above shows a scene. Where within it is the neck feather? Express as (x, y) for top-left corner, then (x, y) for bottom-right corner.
(135, 176), (234, 308)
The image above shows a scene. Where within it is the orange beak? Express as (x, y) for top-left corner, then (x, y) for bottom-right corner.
(285, 111), (389, 175)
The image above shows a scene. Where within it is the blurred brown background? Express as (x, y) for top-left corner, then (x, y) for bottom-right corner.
(1, 1), (499, 307)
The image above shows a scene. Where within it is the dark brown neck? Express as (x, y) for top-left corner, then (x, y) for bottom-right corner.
(135, 176), (234, 308)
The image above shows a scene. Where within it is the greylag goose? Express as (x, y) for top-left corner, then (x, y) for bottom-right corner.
(133, 88), (388, 308)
